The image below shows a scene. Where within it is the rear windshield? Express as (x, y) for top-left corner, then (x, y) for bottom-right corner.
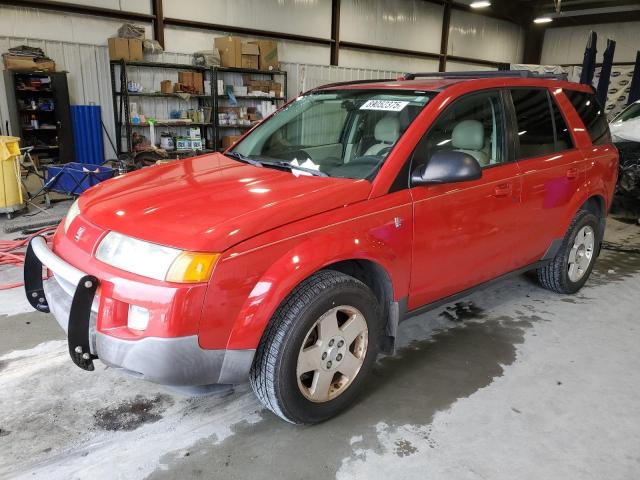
(232, 89), (433, 180)
(564, 90), (611, 145)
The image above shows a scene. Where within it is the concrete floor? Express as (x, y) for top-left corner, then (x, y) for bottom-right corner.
(0, 212), (639, 479)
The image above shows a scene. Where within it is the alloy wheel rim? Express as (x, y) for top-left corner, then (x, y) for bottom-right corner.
(296, 305), (368, 403)
(568, 225), (595, 282)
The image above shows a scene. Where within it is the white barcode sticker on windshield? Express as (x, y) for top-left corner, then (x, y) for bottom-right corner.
(360, 100), (409, 111)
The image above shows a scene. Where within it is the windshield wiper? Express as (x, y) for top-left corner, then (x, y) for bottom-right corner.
(225, 151), (264, 167)
(260, 160), (329, 177)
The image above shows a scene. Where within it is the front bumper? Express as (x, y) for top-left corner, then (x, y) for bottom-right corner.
(24, 236), (254, 386)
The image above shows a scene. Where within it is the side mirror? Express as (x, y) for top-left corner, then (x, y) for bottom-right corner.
(411, 151), (482, 186)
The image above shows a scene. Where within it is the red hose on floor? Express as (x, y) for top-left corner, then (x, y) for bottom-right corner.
(0, 227), (56, 290)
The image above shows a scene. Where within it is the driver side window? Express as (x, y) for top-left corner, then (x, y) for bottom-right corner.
(413, 90), (506, 172)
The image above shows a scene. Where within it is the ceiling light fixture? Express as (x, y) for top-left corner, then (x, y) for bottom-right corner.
(534, 16), (553, 23)
(470, 1), (491, 8)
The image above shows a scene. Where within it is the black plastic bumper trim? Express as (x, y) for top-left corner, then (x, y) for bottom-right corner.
(67, 274), (99, 371)
(24, 237), (50, 313)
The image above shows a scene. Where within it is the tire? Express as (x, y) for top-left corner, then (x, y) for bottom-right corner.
(537, 210), (600, 294)
(249, 270), (382, 424)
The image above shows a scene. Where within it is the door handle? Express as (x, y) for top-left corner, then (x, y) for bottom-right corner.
(566, 167), (579, 179)
(493, 182), (512, 197)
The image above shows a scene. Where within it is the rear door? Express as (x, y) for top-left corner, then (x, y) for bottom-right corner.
(408, 89), (523, 310)
(508, 87), (586, 266)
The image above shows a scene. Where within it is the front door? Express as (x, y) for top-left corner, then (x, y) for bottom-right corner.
(408, 89), (522, 310)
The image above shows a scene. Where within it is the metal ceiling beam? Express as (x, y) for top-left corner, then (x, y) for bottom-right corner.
(549, 9), (640, 26)
(152, 0), (164, 48)
(330, 0), (340, 66)
(0, 0), (155, 22)
(439, 1), (452, 72)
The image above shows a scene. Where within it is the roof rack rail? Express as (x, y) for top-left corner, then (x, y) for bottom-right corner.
(403, 70), (567, 80)
(313, 78), (394, 90)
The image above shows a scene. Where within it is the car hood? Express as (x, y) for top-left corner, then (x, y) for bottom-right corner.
(79, 153), (371, 252)
(610, 118), (640, 143)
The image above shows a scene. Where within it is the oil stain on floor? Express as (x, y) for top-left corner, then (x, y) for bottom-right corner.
(438, 301), (486, 322)
(94, 394), (174, 431)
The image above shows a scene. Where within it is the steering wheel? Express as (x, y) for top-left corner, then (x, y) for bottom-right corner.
(345, 154), (386, 179)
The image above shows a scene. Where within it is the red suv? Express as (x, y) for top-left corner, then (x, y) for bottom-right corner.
(25, 71), (618, 424)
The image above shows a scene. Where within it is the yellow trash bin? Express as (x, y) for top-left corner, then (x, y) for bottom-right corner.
(0, 136), (24, 217)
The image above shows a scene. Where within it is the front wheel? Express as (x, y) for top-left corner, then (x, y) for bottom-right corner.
(537, 210), (600, 294)
(250, 270), (381, 424)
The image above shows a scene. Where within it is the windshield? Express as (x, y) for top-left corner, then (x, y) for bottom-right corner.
(230, 89), (433, 180)
(612, 102), (640, 123)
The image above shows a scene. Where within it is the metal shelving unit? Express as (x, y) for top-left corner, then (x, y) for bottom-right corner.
(212, 66), (287, 150)
(110, 60), (215, 156)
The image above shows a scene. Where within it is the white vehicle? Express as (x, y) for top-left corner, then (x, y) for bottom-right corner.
(610, 100), (640, 143)
(610, 100), (640, 210)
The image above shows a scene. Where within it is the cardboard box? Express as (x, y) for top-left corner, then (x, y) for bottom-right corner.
(128, 38), (143, 61)
(160, 80), (172, 94)
(241, 42), (259, 70)
(214, 36), (242, 68)
(2, 54), (55, 71)
(178, 71), (194, 87)
(192, 72), (204, 93)
(249, 40), (278, 71)
(222, 135), (242, 149)
(108, 37), (129, 61)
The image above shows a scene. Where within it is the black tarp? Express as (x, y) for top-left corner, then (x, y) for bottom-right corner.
(580, 31), (597, 85)
(596, 39), (616, 106)
(628, 51), (640, 105)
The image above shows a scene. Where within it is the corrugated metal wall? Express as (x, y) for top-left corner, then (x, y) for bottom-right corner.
(0, 35), (412, 159)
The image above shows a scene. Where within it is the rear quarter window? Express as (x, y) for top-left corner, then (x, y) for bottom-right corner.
(564, 90), (612, 145)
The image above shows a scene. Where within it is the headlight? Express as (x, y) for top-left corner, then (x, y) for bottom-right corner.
(96, 231), (219, 283)
(64, 199), (81, 233)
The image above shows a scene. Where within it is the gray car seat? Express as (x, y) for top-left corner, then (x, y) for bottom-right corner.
(364, 116), (400, 156)
(451, 119), (489, 166)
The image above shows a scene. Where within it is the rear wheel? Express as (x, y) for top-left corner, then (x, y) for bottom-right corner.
(250, 270), (381, 424)
(537, 210), (600, 294)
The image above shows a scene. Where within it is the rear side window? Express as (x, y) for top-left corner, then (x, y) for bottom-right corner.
(564, 90), (611, 145)
(510, 89), (556, 158)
